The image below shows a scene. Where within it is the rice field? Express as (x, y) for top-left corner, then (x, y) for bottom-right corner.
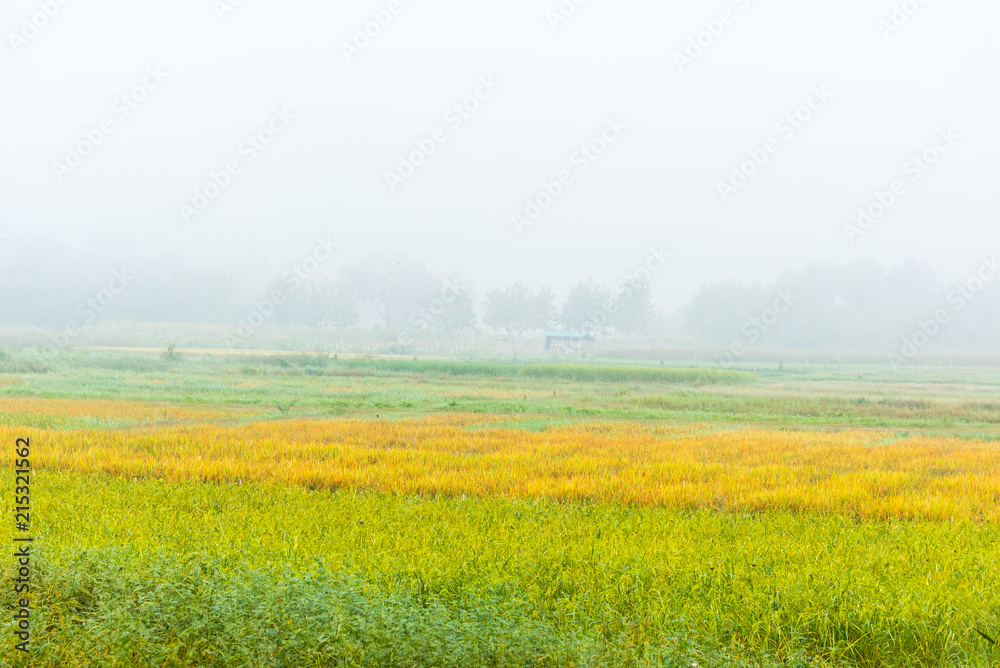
(9, 471), (1000, 667)
(14, 417), (1000, 522)
(2, 349), (1000, 666)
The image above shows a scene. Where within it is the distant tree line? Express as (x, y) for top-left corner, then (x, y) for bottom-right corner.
(0, 247), (655, 338)
(1, 248), (998, 353)
(481, 279), (654, 336)
(684, 259), (1000, 354)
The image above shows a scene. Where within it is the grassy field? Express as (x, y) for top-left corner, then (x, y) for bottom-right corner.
(2, 348), (1000, 666)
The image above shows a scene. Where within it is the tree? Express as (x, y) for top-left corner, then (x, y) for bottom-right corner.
(409, 276), (476, 334)
(483, 283), (557, 335)
(530, 286), (557, 331)
(560, 279), (612, 334)
(338, 253), (441, 330)
(611, 279), (654, 335)
(682, 280), (758, 345)
(314, 280), (361, 329)
(483, 283), (533, 335)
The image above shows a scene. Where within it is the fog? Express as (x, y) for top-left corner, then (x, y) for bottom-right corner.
(2, 0), (999, 356)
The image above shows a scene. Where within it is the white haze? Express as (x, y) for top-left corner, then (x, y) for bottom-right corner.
(1, 0), (999, 310)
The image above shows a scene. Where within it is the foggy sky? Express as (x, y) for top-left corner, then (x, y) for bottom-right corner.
(2, 0), (999, 311)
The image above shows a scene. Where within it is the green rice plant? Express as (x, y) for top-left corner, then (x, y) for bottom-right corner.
(517, 363), (756, 385)
(6, 471), (1000, 667)
(335, 358), (520, 377)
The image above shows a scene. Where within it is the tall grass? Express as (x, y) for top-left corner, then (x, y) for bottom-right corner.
(0, 347), (51, 374)
(7, 471), (1000, 667)
(0, 347), (754, 386)
(336, 358), (519, 377)
(15, 417), (1000, 521)
(624, 391), (1000, 424)
(518, 363), (755, 384)
(334, 358), (755, 384)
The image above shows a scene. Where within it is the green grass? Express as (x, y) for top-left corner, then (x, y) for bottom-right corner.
(3, 347), (1000, 436)
(3, 348), (1000, 665)
(518, 363), (755, 385)
(338, 357), (521, 377)
(0, 412), (134, 430)
(317, 357), (757, 386)
(7, 470), (1000, 667)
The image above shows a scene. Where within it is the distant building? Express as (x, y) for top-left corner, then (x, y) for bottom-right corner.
(543, 331), (594, 351)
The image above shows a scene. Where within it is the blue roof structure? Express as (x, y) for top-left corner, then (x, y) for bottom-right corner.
(541, 331), (591, 338)
(543, 331), (594, 350)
